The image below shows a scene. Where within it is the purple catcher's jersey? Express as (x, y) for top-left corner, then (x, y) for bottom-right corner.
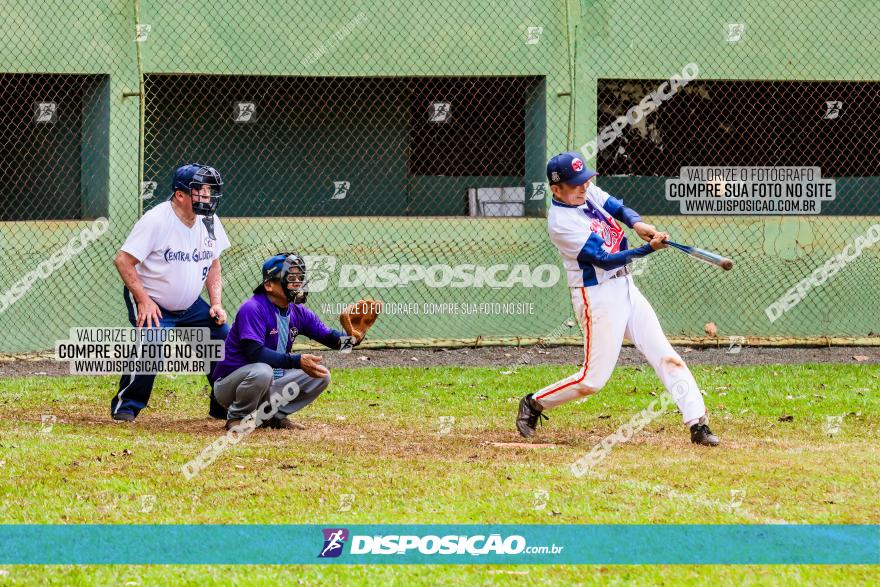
(212, 293), (333, 381)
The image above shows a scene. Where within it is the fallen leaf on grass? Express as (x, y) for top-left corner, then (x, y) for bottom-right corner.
(778, 415), (794, 422)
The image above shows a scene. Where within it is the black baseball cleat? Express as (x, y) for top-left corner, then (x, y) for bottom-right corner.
(208, 391), (227, 419)
(516, 394), (548, 438)
(690, 422), (720, 446)
(260, 418), (306, 430)
(112, 411), (136, 422)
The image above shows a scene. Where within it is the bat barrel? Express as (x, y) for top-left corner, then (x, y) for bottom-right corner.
(666, 240), (733, 271)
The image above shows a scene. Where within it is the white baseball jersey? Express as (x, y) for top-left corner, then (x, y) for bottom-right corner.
(121, 201), (230, 311)
(547, 183), (653, 287)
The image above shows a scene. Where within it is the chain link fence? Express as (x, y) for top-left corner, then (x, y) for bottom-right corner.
(1, 0), (878, 352)
(0, 0), (139, 353)
(580, 0), (880, 341)
(594, 78), (880, 339)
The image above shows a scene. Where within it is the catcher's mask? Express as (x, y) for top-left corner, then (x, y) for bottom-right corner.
(254, 252), (309, 305)
(171, 163), (223, 217)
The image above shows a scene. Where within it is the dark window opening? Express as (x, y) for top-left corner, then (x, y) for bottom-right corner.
(144, 74), (544, 217)
(0, 73), (109, 221)
(596, 79), (879, 214)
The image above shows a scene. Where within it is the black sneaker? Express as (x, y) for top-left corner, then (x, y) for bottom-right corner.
(112, 411), (136, 422)
(690, 422), (720, 446)
(209, 391), (227, 420)
(516, 394), (548, 438)
(259, 418), (305, 430)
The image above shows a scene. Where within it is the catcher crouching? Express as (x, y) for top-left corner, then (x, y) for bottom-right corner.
(209, 252), (379, 431)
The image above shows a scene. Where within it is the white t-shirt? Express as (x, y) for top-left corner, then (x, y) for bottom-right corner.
(121, 201), (230, 311)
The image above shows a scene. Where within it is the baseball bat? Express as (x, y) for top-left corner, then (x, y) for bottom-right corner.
(665, 240), (733, 271)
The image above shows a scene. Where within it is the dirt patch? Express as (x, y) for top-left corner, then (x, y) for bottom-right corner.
(489, 442), (560, 449)
(1, 345), (877, 378)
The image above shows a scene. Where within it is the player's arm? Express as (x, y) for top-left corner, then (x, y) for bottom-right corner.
(602, 195), (642, 228)
(205, 259), (226, 325)
(240, 339), (328, 379)
(551, 224), (667, 272)
(241, 339), (330, 378)
(115, 213), (167, 328)
(577, 233), (663, 271)
(241, 338), (301, 369)
(113, 251), (162, 328)
(299, 307), (349, 350)
(206, 217), (231, 324)
(593, 185), (658, 242)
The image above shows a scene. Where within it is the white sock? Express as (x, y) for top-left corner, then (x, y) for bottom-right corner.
(686, 415), (709, 428)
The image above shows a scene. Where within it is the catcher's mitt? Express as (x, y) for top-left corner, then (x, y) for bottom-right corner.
(339, 299), (382, 344)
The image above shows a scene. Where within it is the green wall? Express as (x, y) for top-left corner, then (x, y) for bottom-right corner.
(574, 0), (880, 341)
(1, 0), (878, 352)
(0, 0), (573, 352)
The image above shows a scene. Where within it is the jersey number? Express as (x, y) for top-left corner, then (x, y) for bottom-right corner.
(201, 266), (209, 281)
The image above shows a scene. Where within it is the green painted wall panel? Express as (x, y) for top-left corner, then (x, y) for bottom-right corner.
(1, 0), (878, 351)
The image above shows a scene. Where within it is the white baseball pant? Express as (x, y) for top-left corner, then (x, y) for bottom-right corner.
(533, 274), (707, 425)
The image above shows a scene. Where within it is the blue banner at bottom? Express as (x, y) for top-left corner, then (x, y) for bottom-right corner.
(0, 525), (877, 565)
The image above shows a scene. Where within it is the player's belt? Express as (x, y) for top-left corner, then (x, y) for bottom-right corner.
(608, 266), (630, 280)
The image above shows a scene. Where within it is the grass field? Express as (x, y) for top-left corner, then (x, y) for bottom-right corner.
(1, 362), (878, 585)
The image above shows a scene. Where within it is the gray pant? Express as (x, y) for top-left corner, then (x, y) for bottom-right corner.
(213, 363), (331, 421)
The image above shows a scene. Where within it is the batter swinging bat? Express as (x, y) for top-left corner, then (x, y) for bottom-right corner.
(665, 240), (734, 271)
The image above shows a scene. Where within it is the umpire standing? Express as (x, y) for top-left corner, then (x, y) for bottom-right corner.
(111, 163), (231, 422)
